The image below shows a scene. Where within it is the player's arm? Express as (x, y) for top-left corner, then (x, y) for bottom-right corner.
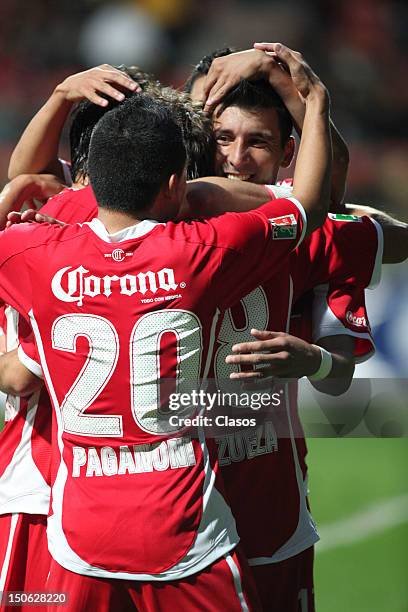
(255, 44), (348, 210)
(202, 44), (348, 209)
(225, 330), (355, 396)
(187, 44), (331, 235)
(6, 208), (64, 228)
(310, 335), (355, 395)
(8, 65), (138, 181)
(345, 203), (408, 264)
(0, 174), (65, 230)
(0, 348), (42, 396)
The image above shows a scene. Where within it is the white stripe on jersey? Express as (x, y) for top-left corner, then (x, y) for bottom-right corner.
(0, 307), (49, 515)
(225, 553), (249, 612)
(367, 218), (383, 289)
(18, 344), (44, 379)
(0, 392), (49, 515)
(0, 513), (19, 594)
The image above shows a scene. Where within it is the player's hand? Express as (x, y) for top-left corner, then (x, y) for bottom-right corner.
(202, 49), (276, 113)
(55, 64), (140, 107)
(6, 209), (65, 228)
(252, 42), (302, 104)
(225, 329), (321, 379)
(0, 174), (64, 229)
(254, 43), (328, 105)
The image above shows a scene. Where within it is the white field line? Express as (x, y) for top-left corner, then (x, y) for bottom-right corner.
(316, 493), (408, 554)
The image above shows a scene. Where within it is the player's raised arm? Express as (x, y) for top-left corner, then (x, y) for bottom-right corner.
(8, 65), (138, 181)
(280, 44), (331, 233)
(253, 41), (349, 209)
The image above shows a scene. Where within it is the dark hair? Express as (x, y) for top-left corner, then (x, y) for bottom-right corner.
(156, 87), (216, 179)
(88, 93), (186, 214)
(219, 79), (293, 146)
(184, 47), (239, 94)
(69, 65), (158, 183)
(69, 67), (214, 183)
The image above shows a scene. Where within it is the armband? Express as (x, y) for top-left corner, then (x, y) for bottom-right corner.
(308, 346), (333, 381)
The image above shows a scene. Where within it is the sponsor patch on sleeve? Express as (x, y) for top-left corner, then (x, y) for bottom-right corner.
(269, 214), (298, 239)
(328, 213), (362, 222)
(346, 310), (369, 329)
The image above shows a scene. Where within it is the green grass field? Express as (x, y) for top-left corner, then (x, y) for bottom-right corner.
(308, 439), (408, 612)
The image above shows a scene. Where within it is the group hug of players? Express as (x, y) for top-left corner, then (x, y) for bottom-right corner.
(0, 42), (406, 611)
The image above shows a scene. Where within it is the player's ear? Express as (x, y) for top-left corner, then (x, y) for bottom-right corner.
(166, 173), (180, 198)
(280, 136), (295, 168)
(167, 167), (187, 200)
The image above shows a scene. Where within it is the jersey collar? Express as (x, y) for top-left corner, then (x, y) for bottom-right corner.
(85, 217), (165, 243)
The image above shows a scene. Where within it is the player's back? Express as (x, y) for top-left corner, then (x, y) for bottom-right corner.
(4, 193), (305, 580)
(23, 218), (234, 580)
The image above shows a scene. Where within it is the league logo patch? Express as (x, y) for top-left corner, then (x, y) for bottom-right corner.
(269, 214), (297, 239)
(328, 213), (362, 222)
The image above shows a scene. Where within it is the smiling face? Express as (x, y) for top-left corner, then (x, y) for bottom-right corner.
(213, 105), (294, 184)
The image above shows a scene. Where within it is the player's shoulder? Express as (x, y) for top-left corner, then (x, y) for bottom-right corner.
(166, 194), (303, 252)
(45, 185), (80, 207)
(1, 221), (89, 258)
(160, 217), (227, 251)
(164, 213), (262, 253)
(323, 212), (376, 239)
(327, 212), (364, 226)
(42, 185), (97, 223)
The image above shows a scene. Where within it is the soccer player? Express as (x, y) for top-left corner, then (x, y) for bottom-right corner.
(0, 69), (220, 609)
(0, 65), (148, 609)
(0, 45), (331, 610)
(182, 46), (404, 611)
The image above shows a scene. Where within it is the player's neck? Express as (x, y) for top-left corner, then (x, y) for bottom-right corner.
(97, 209), (143, 234)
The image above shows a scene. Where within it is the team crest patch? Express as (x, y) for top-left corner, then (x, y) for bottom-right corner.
(328, 213), (362, 222)
(269, 214), (297, 239)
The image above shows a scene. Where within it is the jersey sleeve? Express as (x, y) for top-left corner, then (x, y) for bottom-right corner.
(325, 214), (383, 288)
(312, 282), (375, 363)
(0, 226), (33, 317)
(295, 214), (383, 295)
(212, 196), (307, 309)
(41, 185), (98, 223)
(18, 336), (43, 379)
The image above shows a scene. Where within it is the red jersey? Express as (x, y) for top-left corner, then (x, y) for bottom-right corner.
(0, 186), (97, 518)
(23, 184), (382, 565)
(0, 307), (51, 516)
(41, 185), (97, 220)
(214, 188), (383, 565)
(1, 196), (305, 580)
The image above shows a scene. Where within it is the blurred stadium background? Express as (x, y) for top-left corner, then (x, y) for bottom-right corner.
(0, 0), (407, 609)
